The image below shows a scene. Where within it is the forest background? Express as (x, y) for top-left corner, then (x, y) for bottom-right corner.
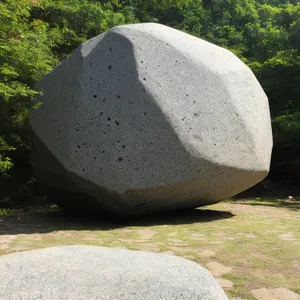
(1, 0), (299, 204)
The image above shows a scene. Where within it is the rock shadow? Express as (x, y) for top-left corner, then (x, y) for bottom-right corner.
(0, 206), (234, 235)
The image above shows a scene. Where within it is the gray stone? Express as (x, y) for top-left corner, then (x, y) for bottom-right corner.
(30, 23), (273, 216)
(0, 245), (228, 300)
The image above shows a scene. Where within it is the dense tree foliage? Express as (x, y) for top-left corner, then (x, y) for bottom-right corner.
(1, 0), (299, 187)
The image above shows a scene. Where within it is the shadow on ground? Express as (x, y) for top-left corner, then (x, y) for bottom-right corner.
(232, 197), (300, 211)
(0, 207), (234, 236)
(232, 181), (300, 211)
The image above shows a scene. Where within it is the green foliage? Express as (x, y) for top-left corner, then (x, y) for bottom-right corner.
(0, 208), (16, 216)
(0, 0), (299, 183)
(0, 0), (54, 177)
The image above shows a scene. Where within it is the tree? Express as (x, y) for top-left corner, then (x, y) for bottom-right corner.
(0, 0), (57, 176)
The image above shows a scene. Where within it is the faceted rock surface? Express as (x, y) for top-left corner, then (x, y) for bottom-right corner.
(0, 245), (228, 300)
(30, 23), (273, 216)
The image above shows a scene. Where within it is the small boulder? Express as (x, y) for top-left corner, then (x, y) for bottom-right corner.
(0, 245), (228, 300)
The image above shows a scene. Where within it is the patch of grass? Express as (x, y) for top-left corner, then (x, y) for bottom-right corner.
(223, 273), (255, 299)
(0, 208), (16, 216)
(238, 197), (300, 210)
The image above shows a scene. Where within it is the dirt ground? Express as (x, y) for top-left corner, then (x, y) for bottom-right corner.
(0, 197), (299, 300)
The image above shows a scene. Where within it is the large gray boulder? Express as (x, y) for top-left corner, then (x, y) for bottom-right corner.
(0, 245), (228, 300)
(30, 23), (273, 216)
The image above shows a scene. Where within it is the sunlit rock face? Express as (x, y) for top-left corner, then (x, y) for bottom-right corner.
(30, 23), (273, 216)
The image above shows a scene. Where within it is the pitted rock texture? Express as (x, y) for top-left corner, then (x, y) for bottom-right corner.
(0, 245), (229, 300)
(30, 23), (273, 216)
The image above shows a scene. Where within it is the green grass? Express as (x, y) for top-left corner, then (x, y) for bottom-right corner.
(0, 198), (299, 299)
(0, 208), (16, 216)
